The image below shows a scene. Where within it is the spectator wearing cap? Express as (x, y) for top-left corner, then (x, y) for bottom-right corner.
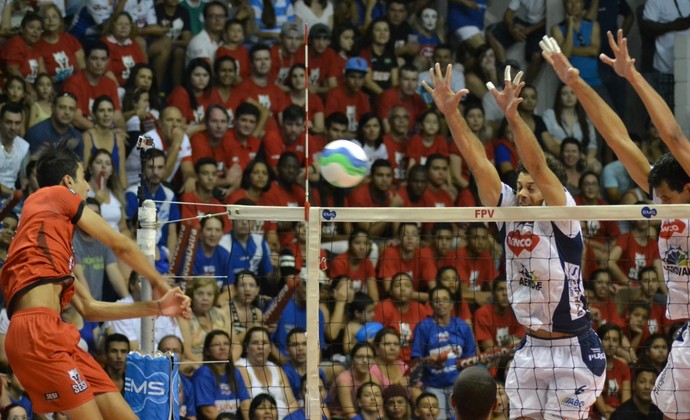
(324, 56), (371, 136)
(270, 22), (306, 90)
(237, 43), (290, 136)
(185, 0), (227, 66)
(377, 64), (426, 133)
(382, 385), (413, 420)
(307, 23), (339, 95)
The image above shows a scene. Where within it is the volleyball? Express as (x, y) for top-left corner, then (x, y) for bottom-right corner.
(320, 140), (368, 188)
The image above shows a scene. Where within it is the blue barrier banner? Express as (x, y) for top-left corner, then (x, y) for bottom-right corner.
(124, 352), (180, 420)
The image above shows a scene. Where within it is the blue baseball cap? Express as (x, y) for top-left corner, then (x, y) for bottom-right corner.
(355, 322), (384, 343)
(345, 57), (368, 73)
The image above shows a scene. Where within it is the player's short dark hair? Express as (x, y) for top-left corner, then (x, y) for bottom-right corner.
(0, 102), (24, 120)
(325, 112), (348, 128)
(85, 40), (109, 58)
(35, 143), (80, 188)
(287, 327), (306, 344)
(282, 104), (306, 123)
(453, 366), (497, 420)
(429, 285), (452, 301)
(105, 333), (130, 351)
(206, 105), (228, 122)
(236, 102), (260, 119)
(516, 154), (567, 187)
(491, 277), (506, 293)
(649, 152), (690, 193)
(632, 366), (658, 383)
(432, 223), (453, 235)
(195, 157), (217, 174)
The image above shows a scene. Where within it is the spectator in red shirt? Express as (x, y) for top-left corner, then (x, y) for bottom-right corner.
(237, 43), (289, 135)
(624, 266), (667, 337)
(473, 278), (524, 352)
(225, 158), (274, 205)
(259, 152), (305, 246)
(215, 20), (251, 84)
(270, 22), (305, 90)
(595, 324), (631, 419)
(324, 57), (371, 136)
(62, 41), (124, 131)
(0, 12), (46, 85)
(383, 105), (410, 184)
(346, 159), (403, 238)
(397, 165), (429, 206)
(262, 105), (307, 169)
(424, 154), (454, 207)
(377, 223), (437, 302)
(179, 157), (230, 231)
(225, 102), (263, 171)
(307, 23), (339, 95)
(608, 217), (663, 289)
(102, 12), (148, 86)
(36, 4), (85, 83)
(372, 272), (432, 363)
(328, 228), (378, 301)
(587, 268), (625, 330)
(285, 64), (325, 134)
(456, 223), (499, 306)
(378, 64), (426, 133)
(166, 58), (221, 131)
(213, 56), (242, 127)
(435, 266), (471, 322)
(190, 105), (241, 192)
(354, 113), (388, 175)
(407, 110), (448, 169)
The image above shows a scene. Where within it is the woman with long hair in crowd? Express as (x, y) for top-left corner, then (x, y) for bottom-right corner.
(167, 58), (221, 134)
(249, 393), (280, 420)
(85, 148), (128, 233)
(0, 76), (31, 136)
(102, 11), (147, 86)
(285, 63), (325, 133)
(225, 159), (275, 204)
(371, 328), (408, 388)
(354, 113), (388, 175)
(214, 56), (242, 126)
(192, 329), (252, 419)
(236, 326), (299, 419)
(331, 23), (357, 82)
(359, 18), (398, 95)
(28, 73), (55, 128)
(559, 137), (587, 196)
(230, 271), (265, 358)
(328, 342), (379, 419)
(83, 96), (127, 186)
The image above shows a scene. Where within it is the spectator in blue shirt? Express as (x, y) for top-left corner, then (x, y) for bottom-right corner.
(190, 215), (232, 290)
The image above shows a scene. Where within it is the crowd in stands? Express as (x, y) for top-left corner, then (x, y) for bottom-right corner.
(0, 0), (684, 418)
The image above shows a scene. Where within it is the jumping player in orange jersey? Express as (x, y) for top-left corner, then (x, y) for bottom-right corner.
(0, 144), (192, 419)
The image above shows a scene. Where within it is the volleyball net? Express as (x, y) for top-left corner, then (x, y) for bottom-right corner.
(224, 202), (688, 420)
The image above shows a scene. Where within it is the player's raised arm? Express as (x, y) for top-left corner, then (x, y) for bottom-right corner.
(600, 29), (690, 177)
(487, 66), (566, 206)
(540, 35), (651, 193)
(423, 63), (501, 207)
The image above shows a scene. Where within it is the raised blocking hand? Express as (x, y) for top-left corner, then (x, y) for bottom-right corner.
(599, 29), (636, 80)
(422, 63), (469, 117)
(540, 35), (580, 86)
(486, 65), (524, 120)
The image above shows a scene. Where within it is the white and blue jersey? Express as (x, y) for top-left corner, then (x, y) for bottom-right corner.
(497, 183), (591, 335)
(272, 299), (326, 357)
(224, 233), (274, 285)
(192, 365), (251, 415)
(410, 317), (477, 388)
(190, 245), (232, 287)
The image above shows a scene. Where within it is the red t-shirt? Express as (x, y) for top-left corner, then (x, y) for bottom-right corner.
(308, 47), (339, 86)
(102, 35), (147, 86)
(1, 186), (84, 316)
(236, 78), (288, 132)
(323, 85), (370, 132)
(346, 184), (395, 207)
(590, 300), (625, 330)
(269, 44), (305, 85)
(377, 246), (437, 292)
(601, 358), (631, 409)
(455, 247), (499, 291)
(614, 232), (660, 282)
(224, 130), (261, 171)
(328, 252), (376, 293)
(35, 33), (82, 81)
(179, 191), (231, 232)
(259, 182), (305, 207)
(262, 131), (323, 169)
(0, 35), (42, 83)
(190, 131), (233, 168)
(287, 92), (324, 126)
(473, 304), (524, 345)
(62, 70), (121, 116)
(405, 134), (449, 166)
(383, 134), (407, 183)
(215, 44), (251, 80)
(376, 88), (426, 132)
(166, 86), (222, 124)
(372, 299), (432, 362)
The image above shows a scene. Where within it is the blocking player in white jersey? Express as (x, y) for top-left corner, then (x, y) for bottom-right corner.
(424, 64), (605, 420)
(540, 31), (690, 419)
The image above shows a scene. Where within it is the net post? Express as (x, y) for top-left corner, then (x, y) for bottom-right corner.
(305, 205), (322, 420)
(137, 199), (157, 354)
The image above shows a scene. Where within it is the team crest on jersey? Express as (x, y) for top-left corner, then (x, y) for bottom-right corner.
(517, 264), (542, 290)
(68, 368), (88, 394)
(663, 246), (690, 276)
(506, 230), (540, 255)
(660, 219), (686, 239)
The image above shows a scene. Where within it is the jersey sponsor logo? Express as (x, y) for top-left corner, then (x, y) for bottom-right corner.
(660, 219), (687, 239)
(44, 392), (60, 400)
(506, 231), (540, 255)
(588, 351), (606, 361)
(517, 264), (542, 291)
(663, 246), (690, 276)
(68, 368), (88, 394)
(561, 397), (586, 408)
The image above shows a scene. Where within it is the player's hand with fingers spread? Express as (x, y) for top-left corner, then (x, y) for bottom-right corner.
(486, 65), (524, 120)
(158, 286), (192, 319)
(422, 63), (469, 117)
(539, 35), (580, 86)
(599, 29), (636, 80)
